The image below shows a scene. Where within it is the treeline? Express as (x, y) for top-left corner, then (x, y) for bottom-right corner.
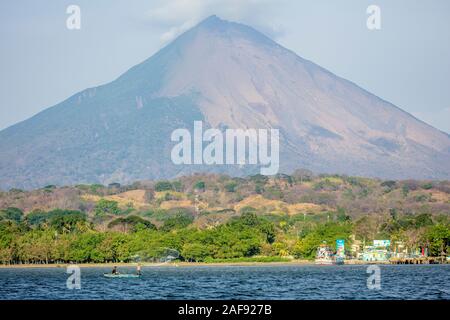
(0, 208), (275, 264)
(0, 205), (449, 264)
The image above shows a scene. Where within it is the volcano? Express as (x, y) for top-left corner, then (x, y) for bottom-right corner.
(1, 15), (449, 189)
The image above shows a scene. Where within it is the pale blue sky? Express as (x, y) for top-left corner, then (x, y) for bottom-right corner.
(0, 0), (449, 132)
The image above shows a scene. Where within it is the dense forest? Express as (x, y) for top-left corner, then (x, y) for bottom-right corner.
(0, 170), (449, 264)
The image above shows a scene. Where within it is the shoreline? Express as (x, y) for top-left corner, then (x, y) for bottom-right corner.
(0, 261), (312, 269)
(0, 259), (401, 269)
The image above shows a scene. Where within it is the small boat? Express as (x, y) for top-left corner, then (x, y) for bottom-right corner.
(103, 273), (141, 278)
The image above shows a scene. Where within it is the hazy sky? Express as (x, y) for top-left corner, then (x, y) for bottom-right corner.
(1, 0), (449, 133)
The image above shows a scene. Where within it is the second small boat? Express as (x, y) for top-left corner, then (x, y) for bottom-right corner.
(103, 274), (141, 278)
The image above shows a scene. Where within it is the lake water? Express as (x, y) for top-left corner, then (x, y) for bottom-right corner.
(0, 265), (449, 300)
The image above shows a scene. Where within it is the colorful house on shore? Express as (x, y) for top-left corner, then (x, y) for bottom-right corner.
(362, 240), (391, 262)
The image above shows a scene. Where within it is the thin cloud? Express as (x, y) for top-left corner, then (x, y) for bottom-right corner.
(145, 0), (287, 43)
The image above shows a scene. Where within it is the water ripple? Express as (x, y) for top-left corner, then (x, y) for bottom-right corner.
(0, 265), (449, 300)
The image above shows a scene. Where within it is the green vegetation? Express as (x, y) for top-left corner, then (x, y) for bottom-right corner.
(194, 181), (206, 192)
(203, 256), (290, 263)
(94, 199), (120, 216)
(293, 223), (352, 259)
(108, 215), (156, 232)
(0, 212), (276, 264)
(0, 172), (449, 265)
(0, 207), (24, 223)
(155, 181), (174, 192)
(161, 213), (194, 232)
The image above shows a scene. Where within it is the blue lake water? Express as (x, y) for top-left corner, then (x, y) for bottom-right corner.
(0, 265), (449, 300)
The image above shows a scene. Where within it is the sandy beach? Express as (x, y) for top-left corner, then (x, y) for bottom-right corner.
(0, 260), (319, 269)
(0, 259), (385, 269)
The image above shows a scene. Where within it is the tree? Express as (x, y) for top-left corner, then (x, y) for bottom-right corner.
(108, 183), (121, 189)
(249, 174), (269, 185)
(17, 229), (55, 264)
(424, 224), (450, 257)
(0, 207), (24, 223)
(230, 212), (276, 244)
(211, 227), (261, 259)
(259, 221), (276, 244)
(155, 181), (173, 192)
(353, 216), (377, 243)
(0, 247), (14, 264)
(161, 214), (194, 232)
(414, 213), (433, 228)
(224, 182), (238, 192)
(238, 210), (259, 226)
(172, 181), (184, 192)
(108, 215), (156, 233)
(421, 182), (433, 190)
(381, 180), (397, 189)
(181, 243), (210, 262)
(194, 181), (206, 192)
(293, 223), (352, 259)
(94, 199), (120, 216)
(67, 232), (105, 263)
(337, 208), (350, 222)
(0, 221), (20, 264)
(26, 210), (49, 227)
(48, 210), (87, 233)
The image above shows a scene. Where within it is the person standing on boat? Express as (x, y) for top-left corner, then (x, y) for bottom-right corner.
(136, 264), (142, 276)
(112, 266), (119, 275)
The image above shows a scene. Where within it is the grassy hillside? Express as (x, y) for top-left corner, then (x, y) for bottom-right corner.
(0, 170), (449, 264)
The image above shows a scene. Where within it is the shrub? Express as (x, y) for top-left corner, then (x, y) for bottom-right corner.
(94, 199), (120, 216)
(155, 181), (173, 192)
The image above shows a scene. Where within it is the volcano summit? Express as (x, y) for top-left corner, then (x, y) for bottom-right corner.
(0, 15), (449, 189)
